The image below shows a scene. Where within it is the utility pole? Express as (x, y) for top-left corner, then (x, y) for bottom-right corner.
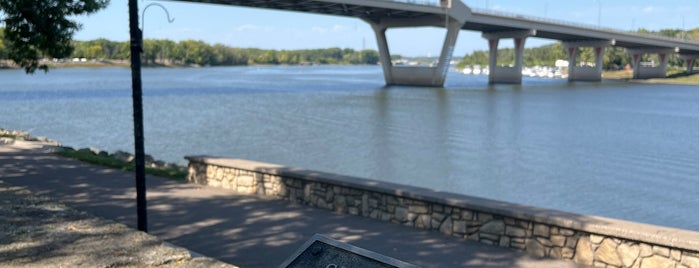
(128, 0), (148, 233)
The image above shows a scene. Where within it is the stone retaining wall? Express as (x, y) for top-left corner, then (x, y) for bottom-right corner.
(186, 156), (699, 268)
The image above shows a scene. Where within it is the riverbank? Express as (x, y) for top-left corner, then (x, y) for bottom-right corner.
(639, 72), (699, 85)
(603, 70), (699, 85)
(6, 60), (698, 86)
(0, 128), (187, 180)
(1, 59), (129, 70)
(0, 59), (224, 70)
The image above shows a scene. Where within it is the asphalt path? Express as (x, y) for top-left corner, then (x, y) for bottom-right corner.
(0, 141), (582, 267)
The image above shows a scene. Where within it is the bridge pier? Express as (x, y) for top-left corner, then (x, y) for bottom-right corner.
(482, 30), (535, 84)
(628, 48), (674, 79)
(370, 23), (394, 86)
(368, 20), (461, 87)
(364, 2), (469, 87)
(679, 54), (698, 73)
(563, 40), (611, 82)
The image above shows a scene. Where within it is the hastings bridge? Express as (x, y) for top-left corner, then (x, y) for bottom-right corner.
(171, 0), (699, 86)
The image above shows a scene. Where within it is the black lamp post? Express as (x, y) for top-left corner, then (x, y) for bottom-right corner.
(128, 0), (147, 232)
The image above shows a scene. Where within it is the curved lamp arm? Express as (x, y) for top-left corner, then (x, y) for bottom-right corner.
(141, 3), (175, 35)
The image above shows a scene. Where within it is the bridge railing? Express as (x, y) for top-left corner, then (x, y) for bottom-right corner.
(381, 2), (697, 45)
(471, 8), (698, 44)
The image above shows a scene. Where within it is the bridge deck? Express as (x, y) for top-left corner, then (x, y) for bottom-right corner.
(174, 0), (445, 22)
(169, 0), (699, 54)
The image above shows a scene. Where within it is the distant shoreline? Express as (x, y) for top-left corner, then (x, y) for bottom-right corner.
(0, 59), (376, 70)
(3, 60), (697, 85)
(602, 70), (699, 85)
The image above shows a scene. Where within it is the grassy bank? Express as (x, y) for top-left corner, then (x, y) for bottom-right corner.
(603, 69), (699, 85)
(2, 128), (187, 180)
(602, 70), (633, 79)
(55, 150), (187, 180)
(641, 72), (699, 85)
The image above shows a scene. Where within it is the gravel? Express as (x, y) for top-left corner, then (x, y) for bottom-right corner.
(0, 180), (237, 268)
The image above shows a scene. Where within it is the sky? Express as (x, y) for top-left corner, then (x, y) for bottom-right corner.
(73, 0), (698, 57)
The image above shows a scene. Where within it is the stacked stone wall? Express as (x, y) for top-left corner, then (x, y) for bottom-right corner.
(186, 156), (699, 268)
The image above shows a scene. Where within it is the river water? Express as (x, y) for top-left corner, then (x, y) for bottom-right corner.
(1, 66), (698, 230)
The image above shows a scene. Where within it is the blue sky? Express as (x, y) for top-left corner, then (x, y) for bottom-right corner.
(73, 0), (697, 57)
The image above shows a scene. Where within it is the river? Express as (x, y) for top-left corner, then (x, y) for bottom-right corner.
(1, 65), (698, 231)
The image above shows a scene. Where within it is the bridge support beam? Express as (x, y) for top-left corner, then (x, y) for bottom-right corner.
(679, 54), (698, 74)
(370, 23), (394, 86)
(367, 18), (463, 87)
(628, 48), (675, 79)
(482, 30), (535, 84)
(363, 0), (469, 87)
(563, 40), (612, 82)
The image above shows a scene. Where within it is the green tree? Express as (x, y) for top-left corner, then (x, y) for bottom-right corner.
(91, 38), (120, 59)
(360, 50), (379, 64)
(456, 50), (489, 69)
(0, 0), (109, 73)
(0, 28), (7, 59)
(86, 45), (104, 59)
(604, 47), (630, 69)
(114, 41), (131, 60)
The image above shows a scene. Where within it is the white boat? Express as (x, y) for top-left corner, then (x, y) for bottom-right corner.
(473, 65), (482, 75)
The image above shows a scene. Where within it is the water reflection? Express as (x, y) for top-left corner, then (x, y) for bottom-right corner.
(370, 86), (453, 187)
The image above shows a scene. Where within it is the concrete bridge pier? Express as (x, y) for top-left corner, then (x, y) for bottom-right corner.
(628, 48), (675, 79)
(369, 23), (394, 86)
(563, 40), (612, 82)
(679, 54), (698, 73)
(364, 2), (469, 87)
(371, 20), (463, 87)
(368, 20), (462, 87)
(482, 30), (535, 84)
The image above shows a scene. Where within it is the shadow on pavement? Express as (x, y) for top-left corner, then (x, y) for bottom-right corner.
(0, 146), (581, 267)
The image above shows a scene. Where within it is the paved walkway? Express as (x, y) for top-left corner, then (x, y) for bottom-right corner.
(0, 141), (583, 267)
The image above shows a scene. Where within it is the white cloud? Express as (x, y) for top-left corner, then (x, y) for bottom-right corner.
(235, 24), (273, 32)
(642, 6), (654, 13)
(311, 25), (349, 34)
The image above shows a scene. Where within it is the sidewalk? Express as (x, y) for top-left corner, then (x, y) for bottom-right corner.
(0, 141), (583, 267)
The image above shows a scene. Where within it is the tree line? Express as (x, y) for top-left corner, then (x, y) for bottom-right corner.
(3, 26), (698, 70)
(457, 28), (699, 70)
(0, 29), (380, 67)
(457, 43), (637, 70)
(0, 0), (109, 72)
